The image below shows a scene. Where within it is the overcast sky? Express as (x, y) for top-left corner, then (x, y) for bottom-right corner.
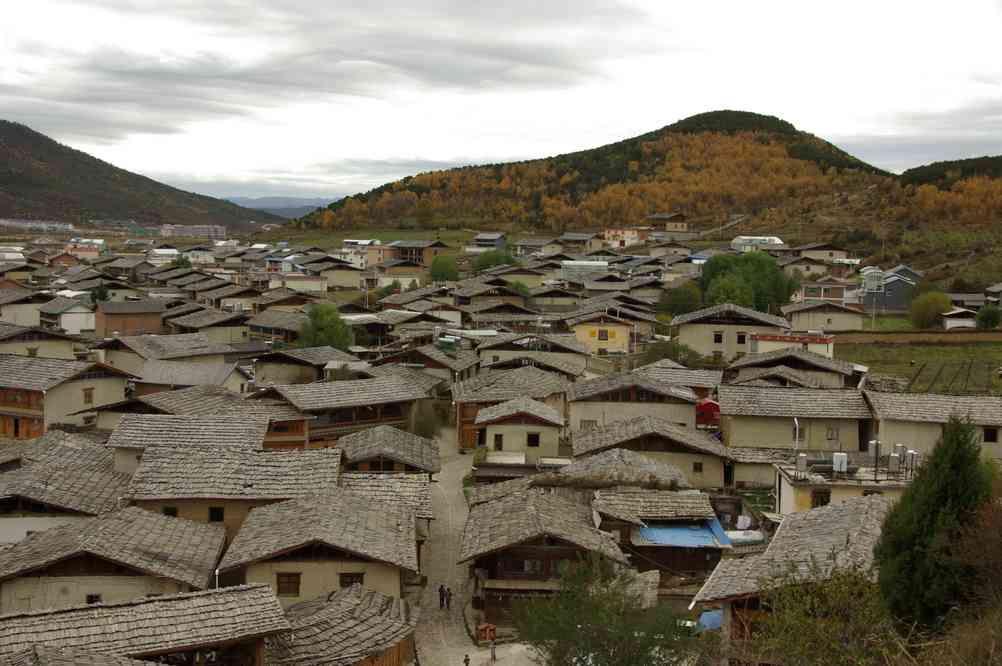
(3, 0), (1002, 201)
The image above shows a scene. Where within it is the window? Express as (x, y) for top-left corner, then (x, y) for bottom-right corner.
(580, 420), (598, 431)
(276, 573), (301, 596)
(162, 506), (178, 518)
(82, 388), (94, 405)
(811, 490), (831, 508)
(25, 348), (37, 358)
(985, 427), (999, 443)
(208, 507), (225, 523)
(827, 317), (833, 325)
(492, 355), (500, 363)
(339, 572), (365, 588)
(82, 416), (95, 426)
(826, 426), (839, 441)
(86, 594), (102, 605)
(736, 332), (746, 345)
(527, 433), (540, 448)
(713, 331), (723, 344)
(692, 462), (704, 474)
(598, 329), (609, 341)
(493, 433), (503, 451)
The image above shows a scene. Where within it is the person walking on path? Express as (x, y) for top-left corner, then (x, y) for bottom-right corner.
(446, 587), (453, 610)
(438, 584), (446, 610)
(463, 655), (470, 666)
(490, 639), (497, 662)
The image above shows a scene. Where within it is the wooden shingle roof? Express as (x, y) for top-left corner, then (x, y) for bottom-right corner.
(718, 385), (871, 419)
(474, 397), (563, 426)
(268, 377), (426, 412)
(337, 473), (433, 520)
(220, 494), (418, 572)
(571, 415), (729, 458)
(0, 585), (289, 658)
(1, 645), (153, 666)
(451, 366), (568, 403)
(335, 425), (440, 473)
(107, 414), (269, 451)
(566, 372), (697, 403)
(864, 390), (1002, 426)
(0, 355), (126, 391)
(670, 303), (790, 329)
(593, 488), (715, 525)
(727, 348), (855, 376)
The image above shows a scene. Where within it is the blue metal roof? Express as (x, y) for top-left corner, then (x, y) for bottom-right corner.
(634, 518), (732, 548)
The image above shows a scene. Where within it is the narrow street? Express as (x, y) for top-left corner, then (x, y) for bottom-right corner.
(414, 427), (534, 666)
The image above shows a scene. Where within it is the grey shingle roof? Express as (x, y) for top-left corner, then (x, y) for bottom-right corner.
(865, 390), (1002, 426)
(97, 300), (166, 314)
(0, 507), (224, 589)
(728, 348), (855, 376)
(1, 645), (153, 666)
(452, 366), (568, 403)
(0, 289), (40, 306)
(460, 489), (626, 563)
(336, 425), (440, 473)
(199, 283), (261, 301)
(266, 346), (358, 366)
(566, 372), (697, 403)
(731, 365), (822, 389)
(718, 385), (872, 419)
(410, 343), (480, 372)
(127, 447), (341, 500)
(269, 377), (427, 411)
(112, 333), (231, 360)
(162, 302), (206, 319)
(0, 585), (290, 658)
(571, 415), (730, 458)
(633, 363), (723, 389)
(220, 494), (417, 572)
(0, 355), (121, 391)
(474, 397), (563, 426)
(781, 301), (863, 315)
(360, 364), (446, 394)
(338, 473), (433, 520)
(633, 357), (685, 371)
(670, 303), (790, 329)
(38, 296), (92, 315)
(378, 284), (449, 306)
(137, 360), (238, 387)
(124, 385), (305, 422)
(480, 352), (585, 378)
(476, 332), (588, 355)
(247, 309), (309, 332)
(168, 308), (246, 329)
(266, 585), (418, 666)
(593, 487), (715, 524)
(107, 414), (269, 451)
(0, 322), (71, 342)
(693, 495), (892, 604)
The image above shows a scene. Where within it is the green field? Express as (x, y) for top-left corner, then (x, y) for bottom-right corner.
(861, 315), (913, 331)
(836, 342), (1002, 394)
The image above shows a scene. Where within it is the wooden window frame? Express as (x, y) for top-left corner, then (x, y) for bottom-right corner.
(339, 572), (365, 589)
(208, 506), (225, 523)
(276, 572), (301, 597)
(527, 432), (541, 448)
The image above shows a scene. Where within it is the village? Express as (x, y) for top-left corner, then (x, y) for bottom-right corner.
(0, 216), (995, 665)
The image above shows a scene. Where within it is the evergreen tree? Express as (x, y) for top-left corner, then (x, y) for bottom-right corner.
(658, 282), (702, 316)
(874, 417), (993, 629)
(296, 303), (352, 351)
(429, 255), (459, 282)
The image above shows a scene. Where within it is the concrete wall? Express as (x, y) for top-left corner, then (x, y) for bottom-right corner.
(321, 269), (363, 289)
(0, 515), (88, 545)
(255, 362), (319, 386)
(641, 450), (724, 489)
(777, 473), (905, 515)
(58, 311), (95, 335)
(0, 339), (76, 360)
(676, 323), (784, 360)
(245, 559), (402, 608)
(571, 323), (631, 355)
(1, 575), (186, 613)
(733, 462), (776, 489)
(45, 376), (128, 427)
(568, 401), (695, 432)
(0, 303), (41, 326)
(721, 415), (862, 452)
(875, 418), (1002, 460)
(789, 310), (863, 332)
(482, 423), (560, 461)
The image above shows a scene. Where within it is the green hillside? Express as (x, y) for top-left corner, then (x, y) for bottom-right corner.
(901, 155), (1002, 188)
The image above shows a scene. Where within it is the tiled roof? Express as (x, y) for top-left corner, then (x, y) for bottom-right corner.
(38, 296), (91, 315)
(865, 390), (1002, 426)
(113, 333), (231, 360)
(410, 343), (480, 372)
(265, 346), (358, 366)
(0, 585), (290, 658)
(0, 289), (42, 306)
(107, 414), (269, 451)
(474, 397), (563, 426)
(693, 495), (891, 604)
(338, 473), (433, 520)
(566, 372), (697, 403)
(220, 494), (417, 572)
(728, 348), (855, 376)
(187, 278), (231, 293)
(269, 377), (426, 411)
(127, 446), (341, 500)
(1, 645), (152, 666)
(476, 332), (588, 355)
(718, 385), (871, 419)
(247, 309), (309, 332)
(480, 352), (585, 378)
(460, 489), (626, 563)
(97, 300), (166, 314)
(571, 415), (730, 458)
(452, 366), (568, 403)
(137, 360), (238, 387)
(0, 507), (224, 589)
(336, 425), (440, 473)
(670, 303), (790, 329)
(0, 355), (110, 391)
(266, 585), (417, 666)
(378, 284), (449, 306)
(360, 364), (446, 394)
(634, 363), (723, 388)
(168, 308), (247, 329)
(731, 365), (822, 389)
(162, 302), (205, 319)
(593, 487), (715, 524)
(633, 357), (685, 371)
(199, 283), (261, 301)
(133, 385), (305, 421)
(257, 288), (315, 306)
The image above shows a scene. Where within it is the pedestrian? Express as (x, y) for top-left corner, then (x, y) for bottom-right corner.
(491, 638), (497, 662)
(463, 655), (470, 666)
(438, 584), (445, 610)
(446, 586), (453, 610)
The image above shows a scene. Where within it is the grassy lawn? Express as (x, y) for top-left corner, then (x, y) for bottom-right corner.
(861, 315), (914, 331)
(836, 342), (1002, 394)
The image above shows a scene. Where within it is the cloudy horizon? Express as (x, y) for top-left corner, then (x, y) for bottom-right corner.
(4, 0), (1002, 201)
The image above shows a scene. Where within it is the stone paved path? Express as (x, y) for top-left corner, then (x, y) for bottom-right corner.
(413, 428), (534, 666)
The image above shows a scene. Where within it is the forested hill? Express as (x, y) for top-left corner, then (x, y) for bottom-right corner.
(0, 121), (282, 228)
(901, 155), (1002, 188)
(302, 110), (890, 231)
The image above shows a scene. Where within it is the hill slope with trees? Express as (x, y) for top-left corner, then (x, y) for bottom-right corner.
(0, 121), (282, 228)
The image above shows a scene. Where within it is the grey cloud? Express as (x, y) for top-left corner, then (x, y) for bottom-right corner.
(1, 0), (655, 142)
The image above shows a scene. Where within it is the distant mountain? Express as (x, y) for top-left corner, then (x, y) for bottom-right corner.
(901, 155), (1002, 188)
(0, 121), (282, 228)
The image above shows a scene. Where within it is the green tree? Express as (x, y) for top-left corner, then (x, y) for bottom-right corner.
(512, 554), (712, 666)
(908, 291), (951, 329)
(508, 280), (530, 297)
(90, 283), (110, 303)
(429, 255), (458, 282)
(875, 417), (993, 629)
(706, 274), (755, 308)
(296, 303), (352, 350)
(169, 255), (192, 269)
(976, 304), (1001, 330)
(658, 282), (702, 316)
(700, 252), (797, 313)
(376, 280), (402, 299)
(639, 340), (703, 368)
(473, 250), (517, 272)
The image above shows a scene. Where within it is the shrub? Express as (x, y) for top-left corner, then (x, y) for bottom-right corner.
(908, 291), (951, 328)
(430, 255), (458, 281)
(976, 304), (1001, 330)
(657, 282), (702, 316)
